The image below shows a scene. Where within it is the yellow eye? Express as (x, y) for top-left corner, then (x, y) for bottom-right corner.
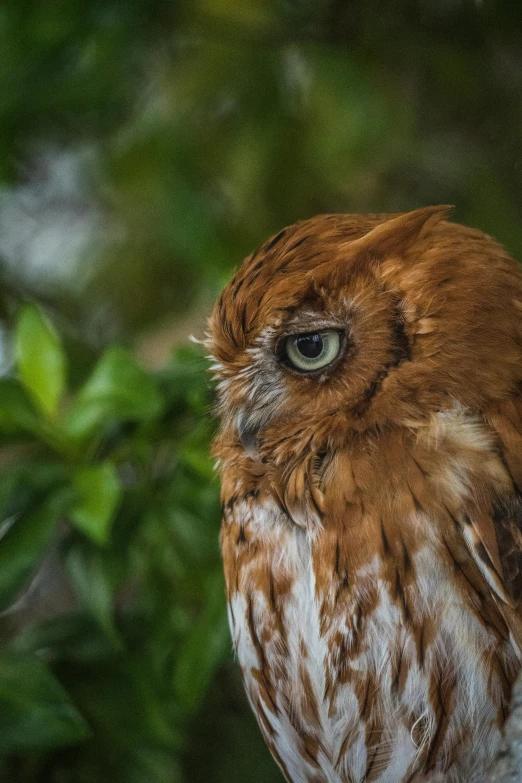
(284, 329), (342, 372)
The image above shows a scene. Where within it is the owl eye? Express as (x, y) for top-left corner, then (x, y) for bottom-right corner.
(282, 329), (343, 372)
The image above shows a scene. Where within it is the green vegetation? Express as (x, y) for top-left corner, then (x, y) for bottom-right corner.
(0, 305), (232, 782)
(0, 1), (521, 781)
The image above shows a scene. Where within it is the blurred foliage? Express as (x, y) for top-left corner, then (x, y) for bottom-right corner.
(0, 1), (522, 782)
(0, 304), (235, 782)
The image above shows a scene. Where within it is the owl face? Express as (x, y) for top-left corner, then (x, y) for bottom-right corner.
(207, 206), (522, 463)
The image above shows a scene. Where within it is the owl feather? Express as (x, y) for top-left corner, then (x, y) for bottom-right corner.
(208, 207), (522, 782)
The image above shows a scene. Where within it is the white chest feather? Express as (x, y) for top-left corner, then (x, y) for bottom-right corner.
(227, 500), (516, 783)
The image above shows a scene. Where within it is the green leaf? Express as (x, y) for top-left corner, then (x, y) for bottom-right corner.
(0, 651), (89, 752)
(70, 462), (122, 545)
(0, 489), (70, 611)
(173, 569), (229, 714)
(0, 460), (68, 523)
(65, 546), (120, 643)
(64, 347), (164, 440)
(0, 378), (41, 433)
(180, 445), (215, 481)
(159, 345), (212, 414)
(15, 304), (66, 419)
(13, 613), (117, 665)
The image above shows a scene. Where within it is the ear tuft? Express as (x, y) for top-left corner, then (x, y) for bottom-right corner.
(347, 204), (453, 259)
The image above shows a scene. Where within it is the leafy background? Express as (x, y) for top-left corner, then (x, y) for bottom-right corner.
(0, 1), (521, 781)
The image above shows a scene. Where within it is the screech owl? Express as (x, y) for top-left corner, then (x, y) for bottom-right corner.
(206, 206), (522, 782)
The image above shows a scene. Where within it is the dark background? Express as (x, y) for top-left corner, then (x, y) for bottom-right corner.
(0, 2), (521, 781)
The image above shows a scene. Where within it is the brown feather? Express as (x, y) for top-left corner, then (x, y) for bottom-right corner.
(208, 207), (522, 782)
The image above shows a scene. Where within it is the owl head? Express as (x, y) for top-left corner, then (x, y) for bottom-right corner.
(207, 207), (522, 475)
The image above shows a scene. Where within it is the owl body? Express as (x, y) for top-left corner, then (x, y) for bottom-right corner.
(208, 208), (522, 782)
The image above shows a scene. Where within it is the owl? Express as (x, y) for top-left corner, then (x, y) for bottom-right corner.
(206, 206), (522, 783)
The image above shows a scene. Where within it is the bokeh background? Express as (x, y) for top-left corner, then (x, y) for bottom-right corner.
(0, 2), (522, 781)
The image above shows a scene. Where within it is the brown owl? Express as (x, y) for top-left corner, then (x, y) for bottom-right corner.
(206, 206), (522, 782)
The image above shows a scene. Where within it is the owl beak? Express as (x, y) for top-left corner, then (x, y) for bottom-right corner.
(237, 410), (261, 462)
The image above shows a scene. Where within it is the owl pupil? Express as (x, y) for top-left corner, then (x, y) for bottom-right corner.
(296, 334), (323, 359)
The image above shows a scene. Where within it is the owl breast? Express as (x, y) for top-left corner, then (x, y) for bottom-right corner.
(224, 499), (513, 783)
(220, 411), (520, 783)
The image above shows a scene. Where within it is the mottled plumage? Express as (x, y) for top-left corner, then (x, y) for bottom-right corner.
(206, 207), (522, 782)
